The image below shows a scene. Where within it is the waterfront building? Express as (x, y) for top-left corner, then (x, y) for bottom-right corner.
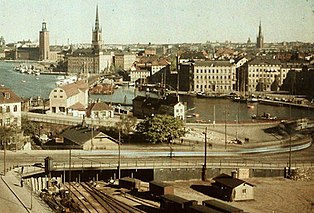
(48, 80), (89, 117)
(39, 21), (50, 61)
(130, 68), (150, 83)
(256, 21), (264, 49)
(0, 87), (23, 127)
(132, 95), (185, 120)
(151, 59), (170, 75)
(247, 57), (281, 92)
(193, 61), (236, 94)
(113, 52), (136, 71)
(67, 6), (112, 74)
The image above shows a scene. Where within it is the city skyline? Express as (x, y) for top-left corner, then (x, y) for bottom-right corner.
(0, 0), (313, 45)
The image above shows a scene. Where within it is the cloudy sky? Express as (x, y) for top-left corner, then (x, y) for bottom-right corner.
(0, 0), (313, 45)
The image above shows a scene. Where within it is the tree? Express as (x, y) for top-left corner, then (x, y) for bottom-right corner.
(136, 114), (186, 144)
(21, 118), (40, 136)
(0, 126), (15, 148)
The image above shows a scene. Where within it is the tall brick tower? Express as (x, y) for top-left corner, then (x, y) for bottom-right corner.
(39, 21), (50, 61)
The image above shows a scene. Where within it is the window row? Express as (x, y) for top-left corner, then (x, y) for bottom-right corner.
(195, 68), (232, 74)
(195, 75), (232, 80)
(0, 105), (18, 113)
(195, 85), (232, 90)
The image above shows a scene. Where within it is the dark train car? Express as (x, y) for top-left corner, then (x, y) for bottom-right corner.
(202, 200), (244, 213)
(160, 194), (197, 213)
(149, 180), (174, 197)
(189, 205), (223, 213)
(119, 177), (141, 191)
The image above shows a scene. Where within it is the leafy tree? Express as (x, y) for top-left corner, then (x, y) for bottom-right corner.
(136, 114), (186, 144)
(0, 126), (15, 146)
(21, 118), (40, 136)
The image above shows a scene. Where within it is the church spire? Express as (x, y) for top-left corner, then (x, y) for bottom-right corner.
(258, 20), (262, 37)
(95, 5), (100, 31)
(256, 20), (264, 49)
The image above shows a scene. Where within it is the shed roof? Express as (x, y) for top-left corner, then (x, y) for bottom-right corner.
(213, 173), (254, 188)
(161, 194), (190, 204)
(60, 126), (102, 145)
(89, 102), (113, 111)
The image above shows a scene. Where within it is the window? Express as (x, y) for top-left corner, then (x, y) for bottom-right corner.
(6, 106), (10, 112)
(14, 105), (17, 112)
(60, 96), (63, 98)
(5, 118), (10, 126)
(242, 189), (247, 194)
(0, 107), (2, 113)
(54, 96), (57, 98)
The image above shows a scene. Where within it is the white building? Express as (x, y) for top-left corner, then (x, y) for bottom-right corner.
(129, 68), (150, 83)
(193, 61), (236, 94)
(247, 58), (281, 92)
(0, 87), (23, 127)
(48, 80), (89, 117)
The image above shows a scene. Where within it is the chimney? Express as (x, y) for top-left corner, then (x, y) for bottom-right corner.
(231, 170), (237, 178)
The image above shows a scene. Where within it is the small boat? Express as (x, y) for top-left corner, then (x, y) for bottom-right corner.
(22, 80), (26, 83)
(247, 104), (254, 109)
(193, 113), (200, 117)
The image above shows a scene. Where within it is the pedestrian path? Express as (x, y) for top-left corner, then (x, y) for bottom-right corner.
(1, 168), (53, 213)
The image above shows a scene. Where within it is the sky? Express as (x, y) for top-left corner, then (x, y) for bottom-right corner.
(0, 0), (313, 45)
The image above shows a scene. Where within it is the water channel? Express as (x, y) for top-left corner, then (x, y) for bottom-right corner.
(1, 61), (314, 122)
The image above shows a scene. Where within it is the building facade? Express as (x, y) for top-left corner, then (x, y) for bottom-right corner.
(0, 87), (23, 127)
(48, 80), (89, 116)
(247, 58), (281, 92)
(193, 61), (236, 94)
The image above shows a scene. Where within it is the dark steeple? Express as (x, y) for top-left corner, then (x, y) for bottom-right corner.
(256, 20), (264, 49)
(95, 5), (100, 31)
(92, 5), (102, 51)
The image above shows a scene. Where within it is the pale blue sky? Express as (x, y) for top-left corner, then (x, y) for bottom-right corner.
(0, 0), (313, 45)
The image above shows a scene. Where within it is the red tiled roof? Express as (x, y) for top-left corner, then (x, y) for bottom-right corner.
(68, 102), (86, 111)
(91, 102), (113, 111)
(60, 80), (88, 97)
(0, 87), (23, 104)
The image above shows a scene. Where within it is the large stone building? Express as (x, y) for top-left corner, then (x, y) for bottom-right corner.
(247, 58), (281, 92)
(193, 61), (236, 94)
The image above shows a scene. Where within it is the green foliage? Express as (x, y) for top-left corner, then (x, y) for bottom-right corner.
(136, 114), (186, 144)
(21, 118), (40, 136)
(0, 126), (15, 144)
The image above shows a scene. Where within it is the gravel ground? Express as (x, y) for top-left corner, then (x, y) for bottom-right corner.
(169, 177), (314, 213)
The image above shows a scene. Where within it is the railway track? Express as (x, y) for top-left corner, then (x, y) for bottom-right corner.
(66, 182), (145, 213)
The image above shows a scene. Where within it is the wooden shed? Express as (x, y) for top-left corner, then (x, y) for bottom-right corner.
(188, 205), (222, 213)
(149, 180), (174, 197)
(160, 194), (197, 213)
(119, 177), (141, 191)
(202, 199), (244, 213)
(212, 174), (255, 202)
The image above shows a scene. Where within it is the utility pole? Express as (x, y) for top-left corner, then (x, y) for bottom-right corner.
(118, 129), (121, 179)
(225, 108), (227, 150)
(68, 147), (72, 195)
(3, 141), (6, 176)
(202, 127), (207, 181)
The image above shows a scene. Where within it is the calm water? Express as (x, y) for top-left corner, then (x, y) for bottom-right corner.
(1, 61), (314, 122)
(0, 61), (59, 99)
